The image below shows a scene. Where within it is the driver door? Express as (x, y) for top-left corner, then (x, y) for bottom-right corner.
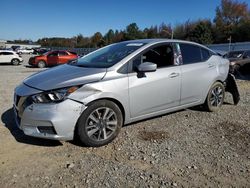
(128, 43), (181, 119)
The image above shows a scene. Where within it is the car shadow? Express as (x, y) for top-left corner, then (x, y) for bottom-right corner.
(24, 65), (35, 68)
(0, 63), (20, 66)
(1, 108), (62, 147)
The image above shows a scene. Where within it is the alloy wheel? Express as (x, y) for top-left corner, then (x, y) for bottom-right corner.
(86, 107), (118, 141)
(210, 86), (223, 107)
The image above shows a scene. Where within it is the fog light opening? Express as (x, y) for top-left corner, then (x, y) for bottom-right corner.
(37, 126), (57, 135)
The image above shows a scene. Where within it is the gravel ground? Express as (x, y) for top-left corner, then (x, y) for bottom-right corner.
(0, 55), (250, 187)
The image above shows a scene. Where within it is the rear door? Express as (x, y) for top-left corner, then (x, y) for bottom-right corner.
(177, 43), (217, 105)
(58, 51), (71, 64)
(128, 43), (181, 118)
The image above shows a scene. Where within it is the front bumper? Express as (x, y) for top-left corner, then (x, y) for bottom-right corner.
(28, 57), (36, 66)
(13, 95), (86, 141)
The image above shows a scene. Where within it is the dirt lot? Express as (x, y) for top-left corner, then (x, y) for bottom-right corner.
(0, 55), (250, 187)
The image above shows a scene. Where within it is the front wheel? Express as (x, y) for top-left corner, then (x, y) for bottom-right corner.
(11, 59), (20, 65)
(37, 61), (46, 68)
(77, 100), (123, 147)
(204, 82), (225, 112)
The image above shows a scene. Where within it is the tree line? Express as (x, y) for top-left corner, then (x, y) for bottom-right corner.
(16, 0), (250, 48)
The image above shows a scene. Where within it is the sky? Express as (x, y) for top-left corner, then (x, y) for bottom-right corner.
(1, 0), (250, 41)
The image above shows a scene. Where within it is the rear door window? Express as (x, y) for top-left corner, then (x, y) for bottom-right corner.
(48, 51), (58, 57)
(58, 51), (68, 56)
(201, 48), (211, 61)
(179, 43), (202, 64)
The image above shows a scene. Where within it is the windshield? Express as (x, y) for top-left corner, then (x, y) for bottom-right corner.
(71, 42), (145, 68)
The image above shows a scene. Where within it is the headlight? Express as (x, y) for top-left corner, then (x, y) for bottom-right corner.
(31, 86), (79, 103)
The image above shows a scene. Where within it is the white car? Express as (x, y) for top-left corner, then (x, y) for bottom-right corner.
(0, 50), (23, 65)
(17, 48), (34, 54)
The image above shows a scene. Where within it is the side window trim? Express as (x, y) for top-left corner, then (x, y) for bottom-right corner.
(178, 43), (212, 65)
(172, 43), (183, 65)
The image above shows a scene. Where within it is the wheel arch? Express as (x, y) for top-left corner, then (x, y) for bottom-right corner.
(73, 97), (126, 143)
(202, 79), (225, 104)
(85, 97), (126, 124)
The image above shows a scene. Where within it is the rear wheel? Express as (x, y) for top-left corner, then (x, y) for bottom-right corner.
(11, 59), (20, 65)
(204, 82), (225, 112)
(77, 100), (123, 147)
(37, 60), (46, 68)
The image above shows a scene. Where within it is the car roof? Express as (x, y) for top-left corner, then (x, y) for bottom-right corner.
(49, 50), (68, 52)
(0, 50), (15, 53)
(118, 39), (215, 53)
(119, 38), (203, 45)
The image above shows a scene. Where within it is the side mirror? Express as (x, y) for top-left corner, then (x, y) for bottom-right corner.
(137, 62), (157, 72)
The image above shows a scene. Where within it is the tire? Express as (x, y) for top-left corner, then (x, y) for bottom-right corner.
(37, 61), (46, 68)
(77, 100), (123, 147)
(204, 82), (225, 112)
(11, 59), (20, 65)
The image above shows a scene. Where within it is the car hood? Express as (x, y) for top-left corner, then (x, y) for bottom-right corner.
(32, 55), (45, 58)
(24, 64), (107, 91)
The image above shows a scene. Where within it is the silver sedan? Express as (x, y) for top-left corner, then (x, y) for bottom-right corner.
(13, 39), (239, 147)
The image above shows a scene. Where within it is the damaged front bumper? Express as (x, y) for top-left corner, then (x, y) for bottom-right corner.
(13, 95), (86, 141)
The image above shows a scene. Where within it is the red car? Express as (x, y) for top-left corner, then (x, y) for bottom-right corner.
(29, 50), (78, 68)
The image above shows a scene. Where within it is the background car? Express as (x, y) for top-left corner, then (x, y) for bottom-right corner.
(0, 50), (23, 65)
(32, 47), (50, 55)
(224, 50), (250, 74)
(17, 48), (34, 54)
(28, 50), (78, 68)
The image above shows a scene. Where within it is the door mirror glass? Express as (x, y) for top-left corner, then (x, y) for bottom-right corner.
(137, 62), (157, 72)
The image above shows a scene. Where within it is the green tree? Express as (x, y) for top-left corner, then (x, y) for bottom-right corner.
(159, 23), (172, 38)
(91, 32), (103, 47)
(113, 30), (125, 42)
(232, 19), (250, 42)
(189, 20), (214, 44)
(124, 23), (143, 40)
(214, 0), (250, 42)
(104, 29), (115, 45)
(144, 26), (158, 38)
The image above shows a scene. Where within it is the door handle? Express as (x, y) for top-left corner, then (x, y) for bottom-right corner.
(169, 72), (180, 78)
